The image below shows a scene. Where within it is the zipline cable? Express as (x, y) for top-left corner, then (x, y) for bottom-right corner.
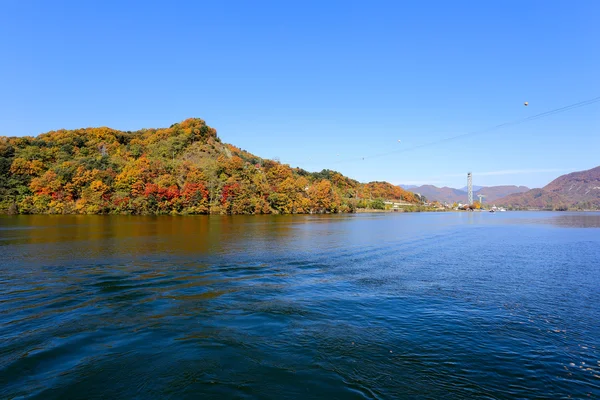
(288, 96), (600, 167)
(334, 96), (600, 164)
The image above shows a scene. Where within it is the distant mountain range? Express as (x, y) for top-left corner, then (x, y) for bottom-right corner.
(495, 166), (600, 210)
(408, 185), (470, 204)
(402, 184), (530, 204)
(477, 186), (530, 202)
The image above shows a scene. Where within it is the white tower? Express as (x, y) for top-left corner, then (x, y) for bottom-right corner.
(467, 172), (473, 205)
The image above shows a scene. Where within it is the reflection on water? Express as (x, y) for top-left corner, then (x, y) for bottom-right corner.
(1, 212), (599, 399)
(547, 213), (600, 228)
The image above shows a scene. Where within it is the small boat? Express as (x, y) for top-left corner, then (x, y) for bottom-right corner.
(489, 209), (495, 213)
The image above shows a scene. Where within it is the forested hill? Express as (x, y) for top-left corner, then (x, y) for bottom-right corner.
(495, 166), (600, 210)
(0, 118), (419, 215)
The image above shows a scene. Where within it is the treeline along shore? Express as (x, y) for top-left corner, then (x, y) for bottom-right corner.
(0, 118), (421, 215)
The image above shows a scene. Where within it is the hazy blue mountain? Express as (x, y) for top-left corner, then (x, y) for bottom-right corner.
(460, 185), (484, 192)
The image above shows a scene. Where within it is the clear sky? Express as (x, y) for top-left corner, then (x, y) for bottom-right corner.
(1, 0), (599, 189)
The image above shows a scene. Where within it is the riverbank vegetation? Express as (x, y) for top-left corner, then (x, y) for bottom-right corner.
(0, 118), (420, 215)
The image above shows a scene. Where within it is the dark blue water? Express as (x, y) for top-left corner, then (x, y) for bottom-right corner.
(1, 212), (599, 399)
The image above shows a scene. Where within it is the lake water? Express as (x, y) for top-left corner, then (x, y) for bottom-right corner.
(1, 212), (599, 399)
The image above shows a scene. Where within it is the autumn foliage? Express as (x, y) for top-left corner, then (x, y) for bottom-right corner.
(0, 118), (419, 214)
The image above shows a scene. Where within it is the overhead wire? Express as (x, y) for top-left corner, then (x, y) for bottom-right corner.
(297, 95), (600, 167)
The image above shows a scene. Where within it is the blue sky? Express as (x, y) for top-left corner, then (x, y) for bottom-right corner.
(1, 1), (598, 189)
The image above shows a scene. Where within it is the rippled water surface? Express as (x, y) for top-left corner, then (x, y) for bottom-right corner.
(1, 212), (600, 399)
